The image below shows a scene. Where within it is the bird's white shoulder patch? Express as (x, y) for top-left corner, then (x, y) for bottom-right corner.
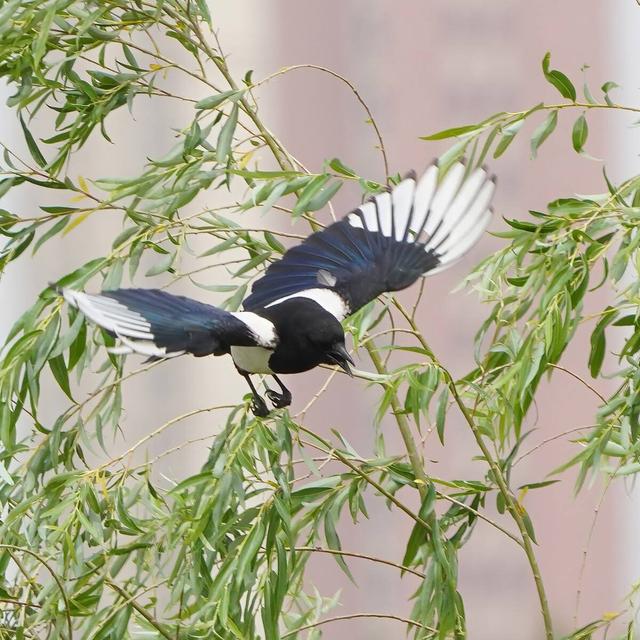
(231, 311), (277, 347)
(266, 288), (349, 321)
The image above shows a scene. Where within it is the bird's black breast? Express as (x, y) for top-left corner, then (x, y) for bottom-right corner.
(256, 298), (344, 374)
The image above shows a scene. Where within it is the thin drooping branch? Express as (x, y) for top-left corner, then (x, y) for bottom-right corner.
(0, 544), (73, 640)
(282, 612), (438, 638)
(293, 546), (426, 579)
(366, 342), (430, 500)
(251, 63), (389, 178)
(105, 579), (173, 640)
(392, 298), (554, 640)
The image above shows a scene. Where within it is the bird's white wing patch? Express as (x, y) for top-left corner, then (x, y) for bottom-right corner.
(408, 164), (438, 240)
(427, 208), (492, 276)
(357, 200), (379, 232)
(391, 177), (416, 241)
(347, 212), (364, 229)
(266, 288), (349, 321)
(231, 311), (277, 347)
(428, 167), (489, 247)
(375, 191), (393, 238)
(422, 162), (466, 238)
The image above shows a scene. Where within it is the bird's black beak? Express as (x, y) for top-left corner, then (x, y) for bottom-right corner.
(327, 343), (354, 377)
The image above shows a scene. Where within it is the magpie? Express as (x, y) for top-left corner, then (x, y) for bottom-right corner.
(61, 160), (495, 417)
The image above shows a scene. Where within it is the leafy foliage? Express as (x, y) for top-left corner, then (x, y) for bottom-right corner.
(1, 2), (640, 639)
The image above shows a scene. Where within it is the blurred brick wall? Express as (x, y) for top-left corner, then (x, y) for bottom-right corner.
(2, 2), (639, 638)
(258, 2), (635, 638)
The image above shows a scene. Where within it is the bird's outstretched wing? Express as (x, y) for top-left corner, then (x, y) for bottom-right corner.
(242, 160), (496, 320)
(63, 288), (276, 358)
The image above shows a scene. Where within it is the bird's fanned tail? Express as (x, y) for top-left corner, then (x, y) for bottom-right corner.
(62, 288), (275, 358)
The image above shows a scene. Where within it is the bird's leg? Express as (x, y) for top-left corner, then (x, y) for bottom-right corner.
(242, 373), (269, 418)
(265, 375), (292, 409)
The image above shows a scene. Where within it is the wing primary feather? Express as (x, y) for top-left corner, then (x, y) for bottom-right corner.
(392, 175), (416, 242)
(406, 164), (438, 242)
(427, 209), (492, 275)
(427, 167), (488, 249)
(243, 159), (495, 316)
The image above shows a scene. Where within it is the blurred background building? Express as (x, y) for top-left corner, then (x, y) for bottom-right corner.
(2, 1), (640, 638)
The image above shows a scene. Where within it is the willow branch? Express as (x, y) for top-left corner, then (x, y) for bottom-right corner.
(0, 544), (73, 640)
(282, 612), (437, 638)
(392, 298), (554, 640)
(294, 545), (426, 579)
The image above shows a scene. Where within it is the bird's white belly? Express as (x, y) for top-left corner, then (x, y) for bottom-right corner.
(231, 346), (274, 374)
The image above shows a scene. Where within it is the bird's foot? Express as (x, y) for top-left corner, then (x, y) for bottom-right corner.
(251, 394), (270, 418)
(266, 388), (292, 409)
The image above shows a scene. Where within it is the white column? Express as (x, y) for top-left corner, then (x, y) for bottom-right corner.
(609, 0), (640, 591)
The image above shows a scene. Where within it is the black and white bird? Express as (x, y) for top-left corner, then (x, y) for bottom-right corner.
(61, 160), (495, 417)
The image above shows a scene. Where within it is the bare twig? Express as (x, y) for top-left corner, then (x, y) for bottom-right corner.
(105, 579), (173, 640)
(0, 598), (42, 608)
(252, 64), (389, 179)
(548, 363), (607, 404)
(573, 470), (616, 626)
(282, 612), (437, 638)
(293, 546), (426, 579)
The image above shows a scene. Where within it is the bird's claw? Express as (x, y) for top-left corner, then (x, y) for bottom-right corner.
(251, 395), (270, 418)
(266, 388), (292, 409)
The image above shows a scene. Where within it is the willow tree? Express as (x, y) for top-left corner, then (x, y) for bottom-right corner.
(1, 2), (639, 639)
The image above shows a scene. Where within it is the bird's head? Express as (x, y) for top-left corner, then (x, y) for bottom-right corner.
(324, 340), (354, 376)
(309, 319), (354, 376)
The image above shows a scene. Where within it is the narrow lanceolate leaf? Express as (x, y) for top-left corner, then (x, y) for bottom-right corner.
(589, 307), (616, 377)
(196, 0), (212, 25)
(436, 387), (449, 445)
(305, 179), (342, 212)
(292, 174), (330, 215)
(328, 157), (357, 177)
(324, 509), (355, 582)
(32, 5), (56, 66)
(49, 354), (73, 401)
(402, 485), (435, 568)
(217, 103), (239, 163)
(541, 52), (576, 101)
(195, 89), (243, 110)
(530, 110), (558, 158)
(420, 123), (484, 141)
(493, 119), (524, 159)
(572, 114), (589, 153)
(19, 114), (47, 168)
(145, 251), (174, 277)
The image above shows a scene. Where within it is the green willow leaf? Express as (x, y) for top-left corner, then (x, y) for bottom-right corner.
(216, 103), (239, 163)
(420, 123), (484, 141)
(494, 119), (524, 158)
(48, 354), (73, 401)
(305, 179), (342, 212)
(589, 307), (616, 377)
(195, 90), (243, 110)
(530, 110), (558, 158)
(572, 114), (589, 153)
(436, 387), (449, 445)
(328, 157), (357, 177)
(19, 114), (47, 168)
(541, 52), (576, 101)
(145, 251), (174, 277)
